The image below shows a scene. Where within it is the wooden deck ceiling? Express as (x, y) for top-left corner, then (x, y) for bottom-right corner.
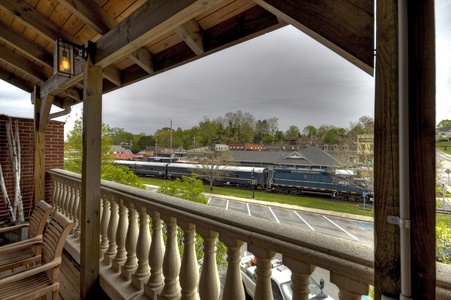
(0, 0), (373, 110)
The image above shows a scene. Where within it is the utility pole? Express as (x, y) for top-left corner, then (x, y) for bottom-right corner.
(169, 119), (173, 163)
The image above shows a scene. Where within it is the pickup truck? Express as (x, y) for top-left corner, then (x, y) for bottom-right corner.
(240, 254), (334, 300)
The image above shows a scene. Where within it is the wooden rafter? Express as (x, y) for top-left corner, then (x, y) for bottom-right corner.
(56, 0), (117, 35)
(176, 19), (204, 55)
(0, 0), (80, 44)
(0, 22), (53, 68)
(0, 46), (50, 81)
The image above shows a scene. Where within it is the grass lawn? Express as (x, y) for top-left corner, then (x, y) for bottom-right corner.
(437, 141), (451, 155)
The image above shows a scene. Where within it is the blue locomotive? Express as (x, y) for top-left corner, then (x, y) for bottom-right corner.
(114, 160), (372, 202)
(270, 167), (373, 202)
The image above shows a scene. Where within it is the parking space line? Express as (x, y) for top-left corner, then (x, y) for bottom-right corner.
(358, 222), (374, 231)
(293, 211), (315, 231)
(225, 200), (229, 210)
(323, 215), (359, 240)
(208, 197), (212, 204)
(246, 203), (251, 216)
(268, 207), (280, 223)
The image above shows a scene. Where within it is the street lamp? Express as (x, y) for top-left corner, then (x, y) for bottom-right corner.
(252, 167), (255, 199)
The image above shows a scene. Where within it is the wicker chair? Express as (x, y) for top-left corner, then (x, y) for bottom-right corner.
(0, 212), (73, 300)
(0, 200), (54, 272)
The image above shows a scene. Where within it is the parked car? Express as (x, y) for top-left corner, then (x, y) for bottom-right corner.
(240, 254), (334, 300)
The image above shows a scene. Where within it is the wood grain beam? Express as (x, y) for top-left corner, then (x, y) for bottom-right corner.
(56, 0), (117, 35)
(103, 65), (122, 87)
(94, 0), (222, 68)
(0, 69), (34, 92)
(64, 87), (83, 102)
(38, 95), (54, 132)
(0, 0), (80, 44)
(176, 19), (204, 55)
(0, 22), (53, 68)
(32, 86), (45, 206)
(128, 48), (154, 74)
(0, 46), (50, 81)
(253, 0), (374, 75)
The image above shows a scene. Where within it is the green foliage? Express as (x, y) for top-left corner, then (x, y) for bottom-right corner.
(158, 175), (228, 271)
(437, 119), (451, 128)
(436, 222), (451, 264)
(158, 175), (208, 204)
(64, 114), (144, 189)
(285, 125), (300, 140)
(101, 165), (144, 189)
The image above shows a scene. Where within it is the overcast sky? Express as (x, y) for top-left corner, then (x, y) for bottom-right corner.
(1, 2), (450, 139)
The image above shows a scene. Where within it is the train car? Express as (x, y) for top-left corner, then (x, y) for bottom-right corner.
(114, 160), (168, 177)
(271, 167), (372, 202)
(166, 163), (270, 189)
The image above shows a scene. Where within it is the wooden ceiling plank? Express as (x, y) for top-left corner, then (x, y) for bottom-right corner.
(0, 69), (34, 92)
(253, 0), (374, 75)
(0, 22), (53, 68)
(128, 47), (154, 74)
(0, 46), (49, 81)
(103, 65), (122, 87)
(176, 19), (204, 55)
(0, 0), (80, 44)
(94, 0), (223, 68)
(57, 0), (117, 35)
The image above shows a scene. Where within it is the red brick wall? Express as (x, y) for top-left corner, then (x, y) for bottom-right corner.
(0, 115), (64, 221)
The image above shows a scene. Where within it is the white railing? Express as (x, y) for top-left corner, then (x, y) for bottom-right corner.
(49, 169), (451, 300)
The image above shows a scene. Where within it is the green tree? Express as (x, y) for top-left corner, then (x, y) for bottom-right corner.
(285, 125), (300, 140)
(64, 114), (144, 188)
(195, 150), (236, 191)
(158, 175), (227, 271)
(302, 125), (317, 138)
(437, 119), (451, 128)
(109, 127), (134, 145)
(135, 135), (156, 153)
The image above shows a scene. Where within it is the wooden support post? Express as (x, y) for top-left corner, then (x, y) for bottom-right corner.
(33, 87), (53, 207)
(80, 41), (103, 299)
(375, 0), (435, 298)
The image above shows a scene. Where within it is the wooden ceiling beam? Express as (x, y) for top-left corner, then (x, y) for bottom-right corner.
(0, 23), (53, 68)
(0, 69), (34, 92)
(253, 0), (374, 75)
(94, 0), (222, 68)
(128, 48), (154, 74)
(0, 46), (50, 81)
(0, 0), (80, 44)
(103, 65), (122, 87)
(176, 19), (204, 55)
(56, 0), (117, 35)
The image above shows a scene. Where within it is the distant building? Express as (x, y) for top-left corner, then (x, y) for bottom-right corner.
(356, 134), (374, 165)
(437, 126), (451, 141)
(229, 143), (264, 151)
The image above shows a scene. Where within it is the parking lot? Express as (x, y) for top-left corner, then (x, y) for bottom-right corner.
(207, 196), (374, 245)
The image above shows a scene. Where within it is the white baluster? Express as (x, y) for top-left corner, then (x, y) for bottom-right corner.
(122, 202), (138, 280)
(144, 212), (165, 299)
(247, 246), (275, 300)
(160, 217), (181, 300)
(220, 238), (245, 300)
(283, 257), (316, 300)
(179, 223), (199, 300)
(132, 206), (151, 290)
(113, 199), (129, 272)
(105, 197), (119, 265)
(100, 197), (110, 259)
(330, 272), (369, 300)
(66, 183), (75, 222)
(198, 229), (220, 300)
(75, 186), (81, 239)
(51, 177), (60, 211)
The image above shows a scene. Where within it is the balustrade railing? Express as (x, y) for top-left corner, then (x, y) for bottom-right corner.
(49, 169), (451, 300)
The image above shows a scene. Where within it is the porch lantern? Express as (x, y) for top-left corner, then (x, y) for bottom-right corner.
(53, 39), (86, 77)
